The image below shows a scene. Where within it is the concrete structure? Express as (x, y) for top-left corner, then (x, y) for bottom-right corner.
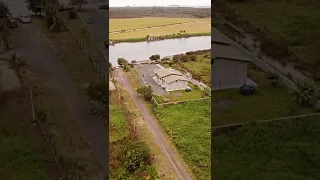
(212, 28), (253, 90)
(153, 68), (189, 91)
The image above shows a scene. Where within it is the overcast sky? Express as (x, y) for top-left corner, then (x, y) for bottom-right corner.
(109, 0), (211, 7)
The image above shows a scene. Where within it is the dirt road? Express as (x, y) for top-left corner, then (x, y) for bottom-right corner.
(114, 69), (193, 180)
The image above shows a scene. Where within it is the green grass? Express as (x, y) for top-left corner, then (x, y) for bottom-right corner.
(213, 115), (320, 180)
(224, 0), (320, 77)
(212, 64), (316, 127)
(109, 90), (129, 143)
(165, 84), (204, 102)
(0, 91), (53, 180)
(153, 99), (211, 180)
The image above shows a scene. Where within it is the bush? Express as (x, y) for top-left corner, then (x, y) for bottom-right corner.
(149, 54), (160, 61)
(69, 10), (77, 19)
(137, 86), (153, 101)
(180, 55), (189, 62)
(124, 142), (150, 172)
(86, 81), (108, 106)
(190, 55), (197, 61)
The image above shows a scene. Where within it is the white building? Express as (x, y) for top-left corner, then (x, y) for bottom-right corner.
(153, 68), (189, 91)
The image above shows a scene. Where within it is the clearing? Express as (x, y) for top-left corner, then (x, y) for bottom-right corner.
(213, 115), (320, 180)
(212, 63), (316, 127)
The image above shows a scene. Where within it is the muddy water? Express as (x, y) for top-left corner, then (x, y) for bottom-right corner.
(109, 36), (211, 65)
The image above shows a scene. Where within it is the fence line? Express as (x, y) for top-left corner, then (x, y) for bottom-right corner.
(59, 15), (107, 83)
(155, 97), (210, 106)
(28, 86), (67, 179)
(212, 112), (320, 134)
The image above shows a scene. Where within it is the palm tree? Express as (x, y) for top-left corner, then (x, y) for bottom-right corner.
(291, 78), (317, 107)
(202, 86), (211, 96)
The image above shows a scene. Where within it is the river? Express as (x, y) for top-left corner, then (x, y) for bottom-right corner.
(109, 36), (211, 65)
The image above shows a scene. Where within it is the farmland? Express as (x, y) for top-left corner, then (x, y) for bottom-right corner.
(214, 0), (320, 79)
(213, 115), (320, 179)
(110, 17), (199, 32)
(153, 99), (211, 180)
(212, 64), (316, 127)
(110, 19), (210, 41)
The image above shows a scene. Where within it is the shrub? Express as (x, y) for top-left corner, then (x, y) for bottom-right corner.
(149, 54), (160, 61)
(69, 10), (77, 19)
(124, 142), (150, 172)
(180, 55), (189, 62)
(190, 55), (197, 61)
(137, 86), (153, 101)
(86, 81), (108, 106)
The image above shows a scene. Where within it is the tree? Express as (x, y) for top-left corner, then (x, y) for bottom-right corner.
(149, 54), (160, 61)
(131, 60), (137, 64)
(291, 78), (317, 107)
(86, 81), (108, 106)
(124, 141), (150, 172)
(71, 0), (85, 10)
(117, 58), (128, 66)
(161, 57), (170, 63)
(137, 86), (153, 101)
(0, 2), (9, 31)
(25, 0), (44, 15)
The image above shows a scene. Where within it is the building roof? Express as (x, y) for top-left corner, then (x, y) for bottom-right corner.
(212, 43), (252, 62)
(212, 27), (231, 45)
(154, 68), (184, 78)
(163, 75), (188, 84)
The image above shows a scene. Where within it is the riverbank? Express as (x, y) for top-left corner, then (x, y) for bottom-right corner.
(110, 32), (211, 43)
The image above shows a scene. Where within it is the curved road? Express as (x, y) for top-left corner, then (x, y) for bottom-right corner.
(114, 69), (193, 180)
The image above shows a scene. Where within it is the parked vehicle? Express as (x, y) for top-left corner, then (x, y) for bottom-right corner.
(7, 18), (18, 28)
(19, 14), (31, 23)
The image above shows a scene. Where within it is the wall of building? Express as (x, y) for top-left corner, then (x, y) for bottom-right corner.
(166, 80), (188, 91)
(212, 58), (248, 90)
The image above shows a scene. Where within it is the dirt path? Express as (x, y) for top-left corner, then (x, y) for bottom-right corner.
(7, 8), (108, 178)
(114, 69), (193, 180)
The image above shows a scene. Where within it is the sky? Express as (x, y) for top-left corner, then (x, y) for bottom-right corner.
(109, 0), (211, 7)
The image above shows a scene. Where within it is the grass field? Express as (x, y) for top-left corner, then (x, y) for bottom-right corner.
(109, 90), (129, 143)
(110, 19), (210, 40)
(153, 99), (211, 180)
(212, 63), (316, 127)
(221, 0), (320, 78)
(213, 115), (320, 180)
(110, 17), (198, 32)
(165, 84), (204, 102)
(0, 90), (58, 180)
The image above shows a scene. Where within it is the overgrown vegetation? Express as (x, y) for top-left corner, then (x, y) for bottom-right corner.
(163, 49), (211, 85)
(153, 99), (211, 180)
(213, 115), (320, 179)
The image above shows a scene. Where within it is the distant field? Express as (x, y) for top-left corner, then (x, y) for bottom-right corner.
(109, 7), (211, 18)
(213, 115), (320, 179)
(110, 17), (197, 32)
(110, 19), (210, 40)
(154, 99), (211, 180)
